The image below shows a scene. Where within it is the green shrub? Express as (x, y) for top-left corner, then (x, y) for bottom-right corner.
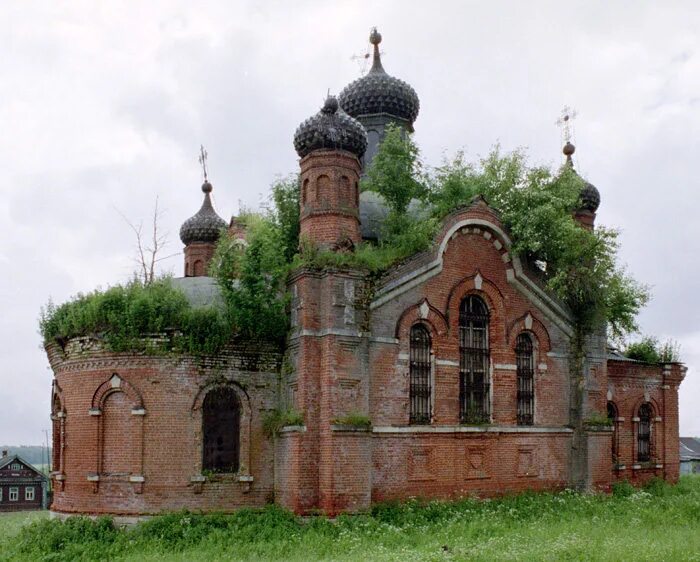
(612, 479), (635, 497)
(263, 409), (304, 436)
(332, 412), (372, 428)
(584, 412), (613, 427)
(10, 516), (118, 559)
(40, 278), (231, 355)
(625, 336), (681, 363)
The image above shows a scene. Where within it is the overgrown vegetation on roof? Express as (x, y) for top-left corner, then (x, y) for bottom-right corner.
(625, 335), (681, 363)
(41, 125), (652, 350)
(299, 124), (649, 340)
(2, 476), (699, 561)
(40, 278), (231, 355)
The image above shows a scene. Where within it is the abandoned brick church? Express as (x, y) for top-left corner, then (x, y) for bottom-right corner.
(47, 29), (686, 519)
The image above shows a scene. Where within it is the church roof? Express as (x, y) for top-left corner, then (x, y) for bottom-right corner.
(339, 28), (420, 126)
(293, 96), (367, 159)
(179, 181), (227, 245)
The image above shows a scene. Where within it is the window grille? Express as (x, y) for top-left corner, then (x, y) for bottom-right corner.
(459, 295), (490, 423)
(202, 386), (240, 473)
(638, 403), (652, 462)
(515, 333), (534, 426)
(409, 324), (432, 424)
(607, 401), (618, 462)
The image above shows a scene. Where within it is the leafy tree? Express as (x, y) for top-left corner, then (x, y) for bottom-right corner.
(210, 214), (289, 344)
(269, 175), (300, 263)
(625, 336), (681, 363)
(425, 149), (649, 340)
(362, 124), (425, 215)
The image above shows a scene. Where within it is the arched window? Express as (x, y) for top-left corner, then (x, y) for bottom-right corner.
(409, 324), (432, 424)
(193, 260), (204, 276)
(302, 178), (309, 205)
(203, 386), (240, 472)
(459, 295), (490, 423)
(515, 333), (534, 426)
(637, 403), (652, 462)
(51, 395), (63, 473)
(607, 401), (618, 462)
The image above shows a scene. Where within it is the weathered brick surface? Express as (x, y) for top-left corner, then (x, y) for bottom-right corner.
(48, 339), (281, 516)
(608, 360), (685, 485)
(47, 198), (686, 517)
(183, 242), (216, 277)
(299, 149), (362, 249)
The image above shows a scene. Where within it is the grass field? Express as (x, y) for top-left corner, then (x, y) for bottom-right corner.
(1, 476), (699, 561)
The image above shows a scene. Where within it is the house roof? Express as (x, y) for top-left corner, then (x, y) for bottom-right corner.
(680, 437), (700, 461)
(0, 454), (48, 480)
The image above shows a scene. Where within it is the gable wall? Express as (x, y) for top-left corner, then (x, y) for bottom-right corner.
(367, 208), (576, 499)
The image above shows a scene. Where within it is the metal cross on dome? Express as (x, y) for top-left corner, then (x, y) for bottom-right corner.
(556, 106), (578, 144)
(198, 145), (209, 182)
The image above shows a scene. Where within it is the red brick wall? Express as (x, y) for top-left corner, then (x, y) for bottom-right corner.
(298, 149), (361, 249)
(47, 338), (280, 516)
(183, 242), (216, 277)
(608, 360), (685, 485)
(371, 432), (571, 501)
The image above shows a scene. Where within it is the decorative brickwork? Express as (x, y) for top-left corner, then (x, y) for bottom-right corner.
(299, 150), (362, 250)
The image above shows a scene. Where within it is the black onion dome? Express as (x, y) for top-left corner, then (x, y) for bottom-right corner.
(294, 95), (367, 159)
(563, 142), (601, 213)
(338, 28), (419, 124)
(579, 180), (600, 212)
(179, 181), (227, 245)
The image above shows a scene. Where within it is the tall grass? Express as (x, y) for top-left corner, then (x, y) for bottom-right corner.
(2, 476), (699, 561)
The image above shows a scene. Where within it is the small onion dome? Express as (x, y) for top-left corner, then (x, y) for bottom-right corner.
(563, 142), (601, 213)
(293, 95), (368, 159)
(338, 28), (420, 126)
(179, 181), (227, 245)
(579, 180), (600, 213)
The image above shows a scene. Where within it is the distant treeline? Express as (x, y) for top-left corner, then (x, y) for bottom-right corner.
(1, 445), (52, 466)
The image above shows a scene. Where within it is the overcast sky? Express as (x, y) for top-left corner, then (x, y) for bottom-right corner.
(1, 1), (698, 445)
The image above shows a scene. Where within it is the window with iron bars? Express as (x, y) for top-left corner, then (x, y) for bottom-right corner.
(459, 295), (490, 424)
(409, 324), (432, 424)
(515, 333), (534, 426)
(637, 403), (652, 462)
(608, 401), (618, 462)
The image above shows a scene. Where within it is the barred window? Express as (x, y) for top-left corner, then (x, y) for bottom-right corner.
(203, 387), (240, 472)
(409, 324), (432, 424)
(608, 401), (618, 462)
(637, 403), (652, 462)
(516, 333), (534, 426)
(459, 295), (490, 423)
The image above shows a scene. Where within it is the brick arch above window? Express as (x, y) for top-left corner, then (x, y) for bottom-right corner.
(506, 311), (551, 353)
(445, 272), (506, 345)
(52, 380), (66, 415)
(91, 373), (144, 412)
(630, 396), (661, 420)
(395, 298), (448, 341)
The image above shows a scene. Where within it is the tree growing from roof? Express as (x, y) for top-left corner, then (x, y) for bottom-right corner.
(364, 133), (650, 341)
(117, 197), (179, 285)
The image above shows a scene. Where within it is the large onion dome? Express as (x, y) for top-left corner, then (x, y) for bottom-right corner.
(179, 181), (227, 245)
(563, 142), (600, 213)
(293, 95), (367, 159)
(338, 28), (419, 127)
